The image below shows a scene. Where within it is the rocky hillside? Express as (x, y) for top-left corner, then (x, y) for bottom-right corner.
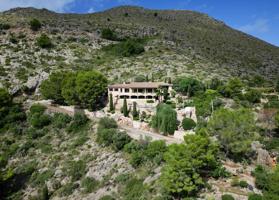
(0, 6), (279, 94)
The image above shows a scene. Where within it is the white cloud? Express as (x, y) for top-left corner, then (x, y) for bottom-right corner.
(87, 7), (95, 13)
(238, 19), (270, 33)
(0, 0), (75, 12)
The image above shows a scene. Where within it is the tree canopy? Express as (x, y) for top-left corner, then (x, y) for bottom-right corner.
(207, 108), (259, 159)
(152, 104), (177, 135)
(40, 70), (108, 110)
(173, 76), (204, 97)
(161, 134), (219, 198)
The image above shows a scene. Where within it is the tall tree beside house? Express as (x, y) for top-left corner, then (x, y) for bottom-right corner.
(163, 88), (169, 102)
(123, 97), (129, 117)
(75, 70), (108, 111)
(132, 102), (139, 119)
(109, 93), (114, 112)
(40, 72), (66, 104)
(152, 104), (177, 135)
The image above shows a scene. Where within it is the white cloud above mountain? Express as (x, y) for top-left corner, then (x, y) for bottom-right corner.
(0, 0), (75, 12)
(238, 19), (270, 33)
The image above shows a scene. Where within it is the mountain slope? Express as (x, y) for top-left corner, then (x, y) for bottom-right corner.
(0, 6), (279, 92)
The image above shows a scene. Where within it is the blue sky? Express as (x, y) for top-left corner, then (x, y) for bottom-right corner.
(1, 0), (279, 46)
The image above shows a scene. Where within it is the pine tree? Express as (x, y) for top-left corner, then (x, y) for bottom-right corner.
(132, 101), (138, 119)
(109, 93), (114, 112)
(123, 97), (128, 117)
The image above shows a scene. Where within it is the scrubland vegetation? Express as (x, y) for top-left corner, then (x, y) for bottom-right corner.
(1, 5), (279, 200)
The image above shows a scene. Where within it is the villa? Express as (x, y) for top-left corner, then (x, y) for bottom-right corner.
(108, 82), (173, 112)
(108, 82), (173, 100)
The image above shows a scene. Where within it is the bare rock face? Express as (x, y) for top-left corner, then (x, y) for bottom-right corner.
(24, 71), (49, 93)
(251, 141), (273, 167)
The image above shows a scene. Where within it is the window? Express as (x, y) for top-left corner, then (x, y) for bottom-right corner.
(132, 89), (137, 93)
(138, 89), (143, 93)
(125, 89), (129, 93)
(109, 88), (113, 91)
(114, 88), (118, 91)
(147, 89), (153, 93)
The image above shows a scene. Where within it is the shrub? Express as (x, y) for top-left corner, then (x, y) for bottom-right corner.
(101, 28), (118, 41)
(52, 113), (72, 129)
(123, 178), (146, 200)
(58, 182), (78, 197)
(239, 180), (248, 188)
(146, 99), (154, 103)
(81, 177), (99, 193)
(29, 104), (46, 115)
(248, 193), (263, 200)
(30, 18), (41, 31)
(29, 113), (51, 129)
(98, 117), (118, 130)
(65, 160), (86, 181)
(37, 34), (52, 48)
(0, 23), (11, 30)
(211, 166), (230, 178)
(245, 89), (262, 103)
(99, 195), (115, 200)
(111, 131), (131, 151)
(0, 88), (12, 108)
(222, 194), (234, 200)
(182, 118), (196, 130)
(31, 170), (54, 186)
(66, 113), (88, 134)
(103, 39), (145, 57)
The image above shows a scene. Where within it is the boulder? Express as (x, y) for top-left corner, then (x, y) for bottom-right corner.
(24, 71), (49, 92)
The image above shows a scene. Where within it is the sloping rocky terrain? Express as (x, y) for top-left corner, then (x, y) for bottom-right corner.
(0, 6), (279, 94)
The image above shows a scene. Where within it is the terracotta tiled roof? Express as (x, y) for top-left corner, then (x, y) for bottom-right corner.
(108, 82), (172, 89)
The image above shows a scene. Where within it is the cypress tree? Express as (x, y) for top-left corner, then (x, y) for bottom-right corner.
(132, 101), (138, 119)
(123, 97), (128, 117)
(109, 93), (114, 112)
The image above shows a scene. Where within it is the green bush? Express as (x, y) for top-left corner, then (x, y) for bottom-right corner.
(222, 194), (234, 200)
(65, 160), (86, 181)
(101, 28), (118, 41)
(173, 76), (205, 97)
(182, 118), (196, 130)
(52, 113), (72, 129)
(98, 117), (118, 130)
(66, 113), (88, 134)
(123, 178), (146, 200)
(30, 104), (46, 115)
(239, 180), (248, 188)
(58, 182), (78, 197)
(37, 34), (52, 48)
(31, 169), (54, 186)
(29, 113), (51, 129)
(248, 193), (263, 200)
(81, 177), (99, 193)
(99, 195), (115, 200)
(244, 89), (262, 103)
(103, 39), (145, 57)
(0, 23), (11, 30)
(30, 18), (41, 31)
